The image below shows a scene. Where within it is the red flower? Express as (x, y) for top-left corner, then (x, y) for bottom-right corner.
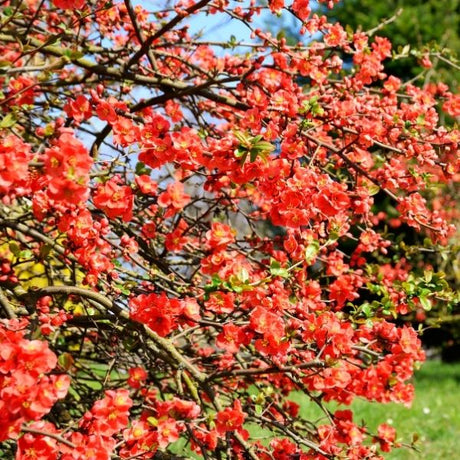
(16, 421), (59, 460)
(121, 420), (157, 458)
(249, 306), (285, 342)
(329, 274), (362, 309)
(62, 433), (115, 460)
(53, 0), (85, 9)
(64, 96), (92, 122)
(8, 76), (36, 106)
(216, 399), (246, 435)
(93, 177), (134, 221)
(155, 417), (181, 448)
(180, 297), (201, 323)
(43, 133), (92, 205)
(158, 397), (201, 419)
(141, 221), (157, 239)
(268, 0), (284, 14)
(315, 183), (351, 217)
(205, 222), (236, 250)
(205, 291), (235, 314)
(127, 367), (148, 389)
(112, 117), (140, 147)
(85, 389), (133, 437)
(164, 219), (189, 251)
(129, 293), (183, 336)
(139, 135), (176, 170)
(47, 177), (90, 205)
(96, 100), (118, 123)
(135, 175), (158, 195)
(165, 99), (184, 122)
(443, 93), (460, 117)
(0, 135), (32, 196)
(216, 323), (247, 354)
(158, 182), (191, 217)
(190, 425), (217, 453)
(292, 0), (311, 21)
(0, 322), (70, 442)
(324, 23), (347, 47)
(374, 423), (397, 452)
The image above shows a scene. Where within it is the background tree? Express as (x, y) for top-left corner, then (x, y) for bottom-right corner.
(0, 1), (459, 459)
(325, 0), (460, 88)
(267, 0), (460, 356)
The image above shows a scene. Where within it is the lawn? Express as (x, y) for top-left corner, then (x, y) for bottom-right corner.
(3, 359), (455, 458)
(95, 357), (460, 460)
(287, 359), (460, 459)
(355, 359), (460, 459)
(82, 359), (460, 459)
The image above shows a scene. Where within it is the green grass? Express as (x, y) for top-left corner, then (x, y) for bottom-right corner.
(358, 360), (460, 459)
(165, 360), (460, 458)
(287, 360), (460, 459)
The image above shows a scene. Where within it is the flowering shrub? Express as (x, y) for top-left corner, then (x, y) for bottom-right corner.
(0, 0), (458, 459)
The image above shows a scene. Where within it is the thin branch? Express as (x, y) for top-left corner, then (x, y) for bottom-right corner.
(124, 0), (212, 72)
(21, 426), (76, 448)
(123, 0), (158, 71)
(365, 8), (403, 36)
(303, 132), (400, 201)
(0, 287), (16, 319)
(208, 360), (325, 381)
(0, 219), (68, 257)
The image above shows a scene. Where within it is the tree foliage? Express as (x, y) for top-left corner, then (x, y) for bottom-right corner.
(0, 0), (459, 459)
(266, 0), (460, 350)
(325, 0), (460, 87)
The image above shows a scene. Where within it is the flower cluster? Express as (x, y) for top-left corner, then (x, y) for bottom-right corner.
(0, 320), (70, 442)
(0, 0), (457, 459)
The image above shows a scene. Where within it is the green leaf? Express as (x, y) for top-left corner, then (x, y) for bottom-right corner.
(229, 35), (238, 48)
(135, 161), (152, 176)
(63, 49), (83, 60)
(204, 275), (223, 294)
(368, 184), (380, 196)
(0, 113), (17, 129)
(9, 241), (20, 257)
(304, 240), (320, 264)
(234, 130), (250, 145)
(271, 267), (289, 278)
(234, 132), (274, 165)
(239, 267), (249, 283)
(249, 148), (259, 163)
(424, 270), (433, 283)
(58, 352), (74, 371)
(419, 296), (432, 311)
(361, 303), (372, 318)
(226, 276), (244, 293)
(147, 416), (158, 427)
(251, 141), (275, 153)
(115, 283), (131, 296)
(112, 258), (122, 267)
(235, 148), (249, 166)
(19, 250), (33, 259)
(269, 258), (289, 278)
(234, 148), (247, 158)
(39, 243), (52, 259)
